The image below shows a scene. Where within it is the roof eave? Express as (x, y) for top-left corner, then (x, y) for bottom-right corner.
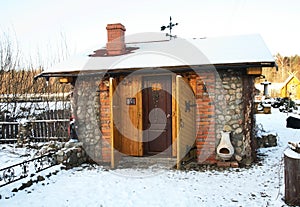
(35, 61), (276, 79)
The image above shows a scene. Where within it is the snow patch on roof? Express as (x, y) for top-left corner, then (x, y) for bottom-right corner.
(43, 34), (275, 74)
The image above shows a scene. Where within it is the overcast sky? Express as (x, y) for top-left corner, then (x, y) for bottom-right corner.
(1, 0), (300, 62)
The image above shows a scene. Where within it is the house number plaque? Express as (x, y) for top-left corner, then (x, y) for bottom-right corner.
(126, 98), (136, 105)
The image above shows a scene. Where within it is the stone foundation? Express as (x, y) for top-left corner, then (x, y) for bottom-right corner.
(37, 141), (88, 169)
(56, 141), (87, 169)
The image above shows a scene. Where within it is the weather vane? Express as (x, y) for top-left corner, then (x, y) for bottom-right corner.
(161, 16), (178, 40)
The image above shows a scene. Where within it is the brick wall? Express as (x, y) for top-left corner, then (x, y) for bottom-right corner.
(192, 70), (217, 164)
(99, 81), (112, 162)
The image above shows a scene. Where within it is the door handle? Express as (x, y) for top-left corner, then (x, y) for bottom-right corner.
(180, 119), (184, 128)
(166, 114), (171, 119)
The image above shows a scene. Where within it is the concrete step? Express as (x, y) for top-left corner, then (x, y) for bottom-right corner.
(117, 156), (177, 169)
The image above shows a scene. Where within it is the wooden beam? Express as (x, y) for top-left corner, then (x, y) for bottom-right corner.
(247, 67), (262, 75)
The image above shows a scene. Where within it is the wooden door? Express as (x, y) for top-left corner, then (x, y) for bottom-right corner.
(176, 75), (196, 169)
(142, 76), (172, 156)
(118, 76), (142, 156)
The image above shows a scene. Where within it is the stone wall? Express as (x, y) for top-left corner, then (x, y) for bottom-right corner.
(215, 69), (256, 165)
(72, 76), (103, 163)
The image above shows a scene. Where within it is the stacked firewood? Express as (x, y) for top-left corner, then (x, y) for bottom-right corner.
(288, 142), (300, 153)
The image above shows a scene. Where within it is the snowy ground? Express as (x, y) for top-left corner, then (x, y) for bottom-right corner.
(0, 108), (299, 207)
(0, 145), (37, 169)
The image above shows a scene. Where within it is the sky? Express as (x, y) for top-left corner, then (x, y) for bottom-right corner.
(0, 0), (300, 66)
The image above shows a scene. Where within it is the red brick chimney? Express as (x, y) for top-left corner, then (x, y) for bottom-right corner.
(106, 23), (126, 56)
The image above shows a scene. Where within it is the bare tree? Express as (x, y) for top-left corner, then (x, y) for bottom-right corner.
(0, 31), (20, 72)
(0, 30), (71, 121)
(258, 53), (300, 84)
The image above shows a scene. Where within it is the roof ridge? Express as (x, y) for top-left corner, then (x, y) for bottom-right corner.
(126, 39), (170, 44)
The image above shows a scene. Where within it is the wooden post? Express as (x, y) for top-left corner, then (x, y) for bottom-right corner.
(284, 148), (300, 206)
(176, 75), (181, 170)
(109, 77), (115, 169)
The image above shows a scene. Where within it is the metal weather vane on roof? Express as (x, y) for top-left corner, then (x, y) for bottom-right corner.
(161, 16), (178, 40)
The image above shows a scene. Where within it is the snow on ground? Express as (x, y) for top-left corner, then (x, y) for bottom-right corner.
(0, 145), (38, 169)
(0, 108), (299, 207)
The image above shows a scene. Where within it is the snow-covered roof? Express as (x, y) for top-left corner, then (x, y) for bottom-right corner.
(40, 33), (275, 76)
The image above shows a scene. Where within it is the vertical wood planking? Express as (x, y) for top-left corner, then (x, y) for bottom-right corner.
(50, 111), (54, 138)
(0, 111), (69, 143)
(9, 124), (12, 138)
(0, 124), (3, 139)
(112, 78), (121, 152)
(176, 75), (196, 169)
(116, 75), (142, 156)
(137, 77), (143, 156)
(5, 124), (9, 139)
(172, 75), (177, 157)
(36, 122), (40, 138)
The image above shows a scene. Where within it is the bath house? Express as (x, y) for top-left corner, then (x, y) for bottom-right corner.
(37, 23), (276, 168)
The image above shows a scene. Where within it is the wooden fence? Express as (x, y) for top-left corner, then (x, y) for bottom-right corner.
(30, 119), (70, 142)
(0, 110), (71, 143)
(0, 122), (19, 143)
(0, 120), (70, 143)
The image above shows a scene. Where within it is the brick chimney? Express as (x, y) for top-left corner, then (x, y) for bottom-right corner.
(106, 23), (126, 56)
